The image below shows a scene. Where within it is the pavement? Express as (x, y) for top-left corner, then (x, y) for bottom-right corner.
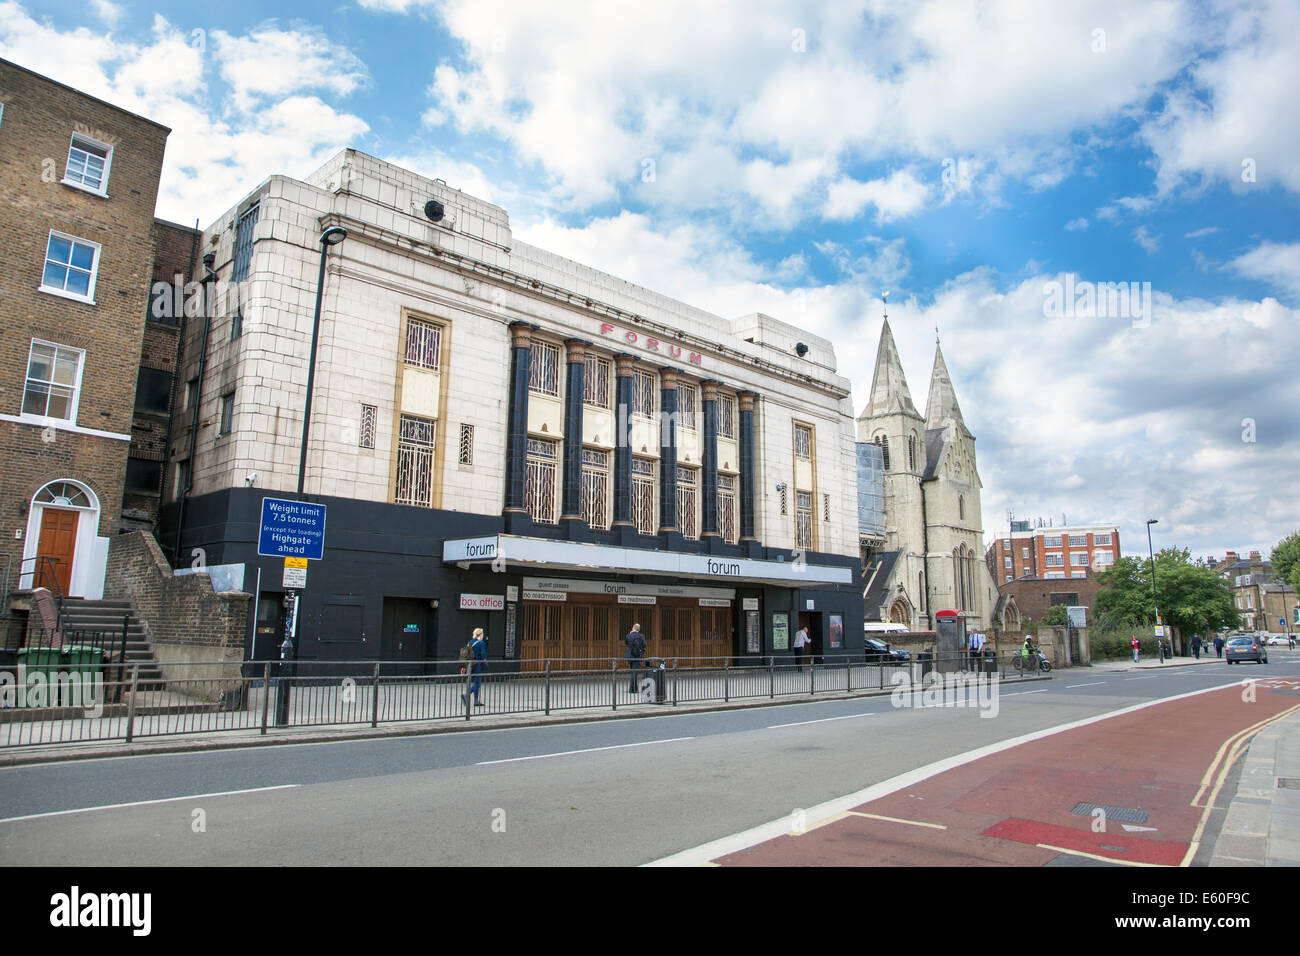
(3, 650), (1297, 867)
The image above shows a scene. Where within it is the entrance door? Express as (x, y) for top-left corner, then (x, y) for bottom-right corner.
(381, 598), (430, 675)
(36, 507), (78, 596)
(799, 612), (823, 663)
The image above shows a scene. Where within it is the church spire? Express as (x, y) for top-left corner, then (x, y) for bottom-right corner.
(861, 318), (921, 420)
(925, 341), (970, 436)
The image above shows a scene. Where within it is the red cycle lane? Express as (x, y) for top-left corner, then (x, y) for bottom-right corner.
(715, 680), (1300, 867)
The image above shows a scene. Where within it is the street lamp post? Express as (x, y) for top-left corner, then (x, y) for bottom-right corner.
(1147, 519), (1163, 662)
(298, 226), (348, 497)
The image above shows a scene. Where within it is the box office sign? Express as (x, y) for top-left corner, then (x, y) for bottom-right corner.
(460, 593), (505, 611)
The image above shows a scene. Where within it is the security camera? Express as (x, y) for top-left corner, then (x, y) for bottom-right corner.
(245, 472), (259, 486)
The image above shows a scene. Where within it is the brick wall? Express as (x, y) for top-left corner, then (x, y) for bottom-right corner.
(105, 531), (249, 669)
(999, 572), (1102, 623)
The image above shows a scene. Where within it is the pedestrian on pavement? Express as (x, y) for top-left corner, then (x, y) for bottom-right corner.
(1215, 635), (1224, 658)
(461, 627), (487, 706)
(625, 623), (647, 693)
(793, 625), (810, 671)
(1192, 634), (1202, 660)
(969, 630), (986, 671)
(1131, 634), (1140, 663)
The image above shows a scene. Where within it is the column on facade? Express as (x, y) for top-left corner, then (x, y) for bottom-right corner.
(612, 353), (636, 528)
(504, 323), (533, 514)
(738, 390), (758, 542)
(657, 368), (679, 533)
(700, 379), (720, 538)
(560, 339), (587, 522)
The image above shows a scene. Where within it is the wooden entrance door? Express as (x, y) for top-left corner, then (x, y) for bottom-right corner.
(36, 507), (78, 596)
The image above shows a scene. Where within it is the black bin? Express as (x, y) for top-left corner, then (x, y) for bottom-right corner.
(645, 658), (667, 703)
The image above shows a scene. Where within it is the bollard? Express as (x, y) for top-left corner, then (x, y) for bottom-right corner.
(371, 662), (380, 728)
(544, 659), (551, 715)
(769, 655), (775, 698)
(260, 662), (271, 734)
(724, 659), (730, 703)
(125, 664), (140, 743)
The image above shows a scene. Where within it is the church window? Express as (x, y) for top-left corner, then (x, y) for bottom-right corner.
(908, 434), (916, 471)
(959, 495), (965, 521)
(874, 434), (890, 471)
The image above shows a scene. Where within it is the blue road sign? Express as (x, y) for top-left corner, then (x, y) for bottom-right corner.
(257, 497), (327, 560)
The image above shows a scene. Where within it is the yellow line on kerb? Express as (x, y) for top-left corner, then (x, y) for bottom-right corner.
(1036, 844), (1164, 868)
(1182, 701), (1300, 867)
(844, 811), (948, 830)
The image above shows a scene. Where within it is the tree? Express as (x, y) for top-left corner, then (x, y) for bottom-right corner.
(1096, 548), (1240, 635)
(1271, 531), (1300, 594)
(1040, 604), (1068, 626)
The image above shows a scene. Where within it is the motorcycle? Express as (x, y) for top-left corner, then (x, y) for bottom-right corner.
(1012, 645), (1053, 674)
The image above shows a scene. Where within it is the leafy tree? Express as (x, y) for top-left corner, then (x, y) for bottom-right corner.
(1271, 531), (1300, 594)
(1040, 604), (1068, 626)
(1096, 547), (1239, 635)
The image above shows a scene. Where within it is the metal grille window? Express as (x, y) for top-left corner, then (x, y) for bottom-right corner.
(41, 232), (100, 300)
(796, 490), (813, 550)
(218, 393), (234, 436)
(581, 448), (609, 529)
(525, 438), (558, 523)
(794, 424), (812, 460)
(630, 369), (657, 418)
(459, 424), (474, 465)
(231, 204), (259, 284)
(22, 341), (82, 421)
(631, 457), (656, 534)
(529, 340), (560, 396)
(717, 393), (736, 439)
(583, 354), (611, 408)
(359, 404), (377, 449)
(718, 474), (738, 544)
(908, 434), (917, 471)
(64, 134), (111, 192)
(823, 493), (831, 522)
(677, 466), (698, 539)
(395, 414), (437, 507)
(405, 318), (442, 371)
(677, 383), (698, 432)
(779, 482), (788, 515)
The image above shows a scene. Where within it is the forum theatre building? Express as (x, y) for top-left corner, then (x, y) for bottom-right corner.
(163, 149), (863, 669)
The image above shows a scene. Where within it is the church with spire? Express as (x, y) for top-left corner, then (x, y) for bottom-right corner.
(856, 320), (998, 631)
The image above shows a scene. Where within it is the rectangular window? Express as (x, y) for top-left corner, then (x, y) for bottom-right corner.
(677, 466), (698, 540)
(395, 414), (437, 507)
(1045, 553), (1064, 567)
(630, 369), (657, 418)
(133, 367), (172, 414)
(1069, 534), (1088, 547)
(1004, 556), (1012, 568)
(794, 423), (812, 460)
(823, 493), (831, 522)
(1022, 547), (1029, 558)
(218, 393), (235, 436)
(1071, 552), (1089, 566)
(63, 134), (112, 194)
(125, 457), (162, 494)
(1094, 533), (1111, 546)
(21, 341), (83, 422)
(1072, 571), (1087, 578)
(581, 448), (610, 530)
(1044, 535), (1062, 548)
(796, 490), (814, 550)
(231, 203), (259, 284)
(174, 459), (190, 500)
(631, 457), (656, 534)
(718, 474), (738, 544)
(677, 383), (698, 432)
(717, 393), (737, 440)
(1046, 571), (1065, 579)
(405, 317), (443, 372)
(41, 232), (100, 302)
(528, 340), (560, 396)
(526, 438), (558, 523)
(359, 404), (377, 449)
(459, 423), (474, 465)
(583, 354), (611, 409)
(231, 305), (243, 341)
(185, 378), (199, 410)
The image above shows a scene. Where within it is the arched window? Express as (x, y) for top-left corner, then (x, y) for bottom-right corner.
(35, 482), (92, 508)
(908, 434), (917, 471)
(874, 434), (890, 471)
(959, 495), (965, 521)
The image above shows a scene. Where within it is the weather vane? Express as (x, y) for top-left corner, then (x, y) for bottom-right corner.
(881, 290), (889, 322)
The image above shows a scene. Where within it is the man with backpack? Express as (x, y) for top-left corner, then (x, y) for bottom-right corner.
(625, 623), (647, 694)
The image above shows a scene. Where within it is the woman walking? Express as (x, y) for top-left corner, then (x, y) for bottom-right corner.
(462, 628), (487, 706)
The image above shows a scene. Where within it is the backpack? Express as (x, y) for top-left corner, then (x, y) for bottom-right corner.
(627, 632), (646, 657)
(458, 645), (472, 662)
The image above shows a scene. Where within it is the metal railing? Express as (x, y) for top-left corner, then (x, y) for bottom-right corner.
(0, 651), (1027, 748)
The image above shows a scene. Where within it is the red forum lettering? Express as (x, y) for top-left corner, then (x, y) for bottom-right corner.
(600, 323), (614, 335)
(625, 331), (638, 344)
(646, 338), (660, 351)
(689, 352), (702, 365)
(668, 345), (682, 358)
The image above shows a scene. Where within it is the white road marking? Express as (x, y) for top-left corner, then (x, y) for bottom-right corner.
(1124, 676), (1161, 681)
(1001, 689), (1049, 697)
(645, 679), (1246, 867)
(476, 736), (694, 765)
(0, 784), (300, 824)
(1066, 682), (1106, 688)
(768, 713), (877, 729)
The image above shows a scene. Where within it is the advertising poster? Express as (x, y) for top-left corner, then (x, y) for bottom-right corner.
(829, 614), (843, 649)
(773, 612), (789, 651)
(745, 610), (761, 653)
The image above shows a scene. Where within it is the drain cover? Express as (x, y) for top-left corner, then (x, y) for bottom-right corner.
(1278, 778), (1300, 790)
(1070, 802), (1149, 824)
(1099, 844), (1128, 852)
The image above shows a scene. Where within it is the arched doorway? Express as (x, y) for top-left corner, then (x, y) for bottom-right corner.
(22, 480), (101, 598)
(888, 597), (912, 627)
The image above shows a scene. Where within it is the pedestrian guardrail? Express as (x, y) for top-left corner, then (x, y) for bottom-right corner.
(0, 651), (1025, 748)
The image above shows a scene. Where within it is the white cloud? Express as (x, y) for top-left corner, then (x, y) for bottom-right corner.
(1134, 225), (1161, 254)
(1228, 240), (1300, 300)
(91, 0), (124, 28)
(1065, 217), (1089, 231)
(1184, 226), (1219, 239)
(823, 169), (928, 222)
(212, 26), (370, 111)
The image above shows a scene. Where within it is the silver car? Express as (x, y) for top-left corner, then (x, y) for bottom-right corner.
(1226, 635), (1268, 664)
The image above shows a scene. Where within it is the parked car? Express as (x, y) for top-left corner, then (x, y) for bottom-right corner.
(1226, 635), (1268, 664)
(1266, 635), (1292, 646)
(864, 637), (911, 663)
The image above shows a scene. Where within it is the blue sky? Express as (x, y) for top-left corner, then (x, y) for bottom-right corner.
(5, 0), (1298, 562)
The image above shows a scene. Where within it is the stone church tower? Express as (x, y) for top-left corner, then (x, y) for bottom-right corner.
(857, 322), (998, 630)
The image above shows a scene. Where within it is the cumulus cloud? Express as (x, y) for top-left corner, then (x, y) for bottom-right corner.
(1228, 240), (1300, 301)
(823, 169), (928, 222)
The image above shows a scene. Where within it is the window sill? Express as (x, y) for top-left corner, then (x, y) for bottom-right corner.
(61, 178), (109, 199)
(39, 285), (96, 306)
(0, 413), (130, 441)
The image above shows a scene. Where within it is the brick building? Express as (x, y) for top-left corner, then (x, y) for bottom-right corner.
(1213, 550), (1298, 634)
(985, 521), (1120, 584)
(0, 59), (170, 603)
(996, 570), (1102, 624)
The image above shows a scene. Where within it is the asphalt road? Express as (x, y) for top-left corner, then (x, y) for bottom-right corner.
(2, 655), (1294, 866)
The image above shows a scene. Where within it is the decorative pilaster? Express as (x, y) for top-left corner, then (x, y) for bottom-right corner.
(657, 368), (679, 533)
(739, 390), (757, 542)
(700, 379), (719, 538)
(560, 340), (587, 521)
(612, 354), (636, 528)
(504, 323), (533, 514)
